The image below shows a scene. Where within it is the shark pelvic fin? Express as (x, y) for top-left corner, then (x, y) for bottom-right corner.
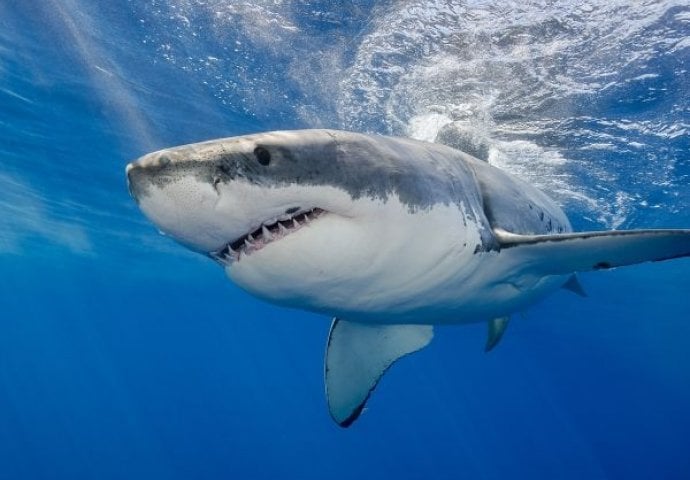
(324, 318), (433, 427)
(562, 274), (587, 297)
(485, 316), (510, 352)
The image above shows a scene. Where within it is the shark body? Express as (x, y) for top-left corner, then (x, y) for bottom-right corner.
(126, 129), (690, 426)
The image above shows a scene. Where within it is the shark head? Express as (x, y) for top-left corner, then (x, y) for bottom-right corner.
(126, 129), (488, 320)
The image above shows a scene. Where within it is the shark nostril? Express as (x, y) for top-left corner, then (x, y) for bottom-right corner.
(158, 154), (171, 167)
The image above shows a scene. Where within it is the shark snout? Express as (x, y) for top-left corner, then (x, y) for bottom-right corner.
(125, 148), (231, 253)
(125, 151), (176, 201)
(125, 162), (147, 201)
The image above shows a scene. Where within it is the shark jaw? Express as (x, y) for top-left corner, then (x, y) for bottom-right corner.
(209, 207), (327, 265)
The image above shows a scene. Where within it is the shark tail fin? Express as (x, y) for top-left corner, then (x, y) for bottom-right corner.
(324, 319), (433, 427)
(494, 228), (690, 275)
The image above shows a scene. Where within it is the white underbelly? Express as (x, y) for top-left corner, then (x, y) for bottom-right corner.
(324, 252), (568, 326)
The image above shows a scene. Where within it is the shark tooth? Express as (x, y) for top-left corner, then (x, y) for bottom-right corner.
(262, 225), (272, 240)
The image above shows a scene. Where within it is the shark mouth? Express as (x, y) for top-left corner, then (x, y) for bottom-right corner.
(210, 207), (326, 265)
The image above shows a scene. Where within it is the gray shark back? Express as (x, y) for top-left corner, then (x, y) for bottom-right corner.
(469, 160), (572, 236)
(336, 132), (573, 239)
(375, 135), (572, 237)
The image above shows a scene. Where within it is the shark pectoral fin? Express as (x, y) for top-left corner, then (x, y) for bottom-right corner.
(562, 274), (587, 297)
(485, 316), (510, 352)
(325, 318), (433, 428)
(494, 228), (690, 274)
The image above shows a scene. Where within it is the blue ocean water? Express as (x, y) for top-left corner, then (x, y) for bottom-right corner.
(1, 1), (689, 479)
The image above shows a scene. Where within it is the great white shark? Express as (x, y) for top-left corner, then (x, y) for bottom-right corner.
(126, 129), (690, 427)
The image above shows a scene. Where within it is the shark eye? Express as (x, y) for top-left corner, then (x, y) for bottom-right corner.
(254, 146), (271, 166)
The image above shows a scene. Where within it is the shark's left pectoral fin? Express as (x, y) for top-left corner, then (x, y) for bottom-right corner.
(325, 319), (433, 427)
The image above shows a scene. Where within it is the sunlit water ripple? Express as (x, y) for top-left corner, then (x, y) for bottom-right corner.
(1, 1), (689, 259)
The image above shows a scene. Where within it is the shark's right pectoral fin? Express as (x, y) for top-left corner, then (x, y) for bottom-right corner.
(325, 318), (433, 427)
(494, 228), (690, 274)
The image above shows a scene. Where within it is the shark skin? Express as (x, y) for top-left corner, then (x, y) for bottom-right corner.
(126, 129), (690, 427)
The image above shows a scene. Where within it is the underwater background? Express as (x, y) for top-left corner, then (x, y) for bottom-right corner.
(1, 1), (689, 478)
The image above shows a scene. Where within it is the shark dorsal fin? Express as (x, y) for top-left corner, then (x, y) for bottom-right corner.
(325, 319), (433, 427)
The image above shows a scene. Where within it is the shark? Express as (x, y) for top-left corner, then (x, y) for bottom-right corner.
(126, 129), (690, 427)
